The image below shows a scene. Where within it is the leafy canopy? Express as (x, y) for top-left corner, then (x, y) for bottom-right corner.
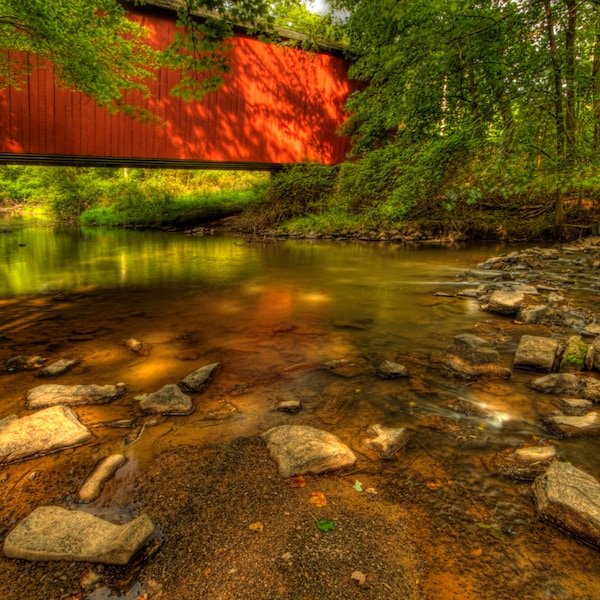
(0, 1), (336, 110)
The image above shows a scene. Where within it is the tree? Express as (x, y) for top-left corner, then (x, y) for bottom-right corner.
(0, 0), (279, 112)
(331, 0), (600, 237)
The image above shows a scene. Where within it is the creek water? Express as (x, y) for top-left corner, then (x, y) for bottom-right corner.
(1, 219), (600, 599)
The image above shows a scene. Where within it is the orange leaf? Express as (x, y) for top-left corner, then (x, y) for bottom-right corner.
(308, 491), (328, 507)
(425, 482), (443, 490)
(285, 474), (306, 488)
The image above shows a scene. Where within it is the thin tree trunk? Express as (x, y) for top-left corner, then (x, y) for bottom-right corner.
(543, 0), (566, 238)
(593, 9), (600, 150)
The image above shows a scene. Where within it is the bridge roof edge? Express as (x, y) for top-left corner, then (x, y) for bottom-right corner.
(127, 0), (347, 57)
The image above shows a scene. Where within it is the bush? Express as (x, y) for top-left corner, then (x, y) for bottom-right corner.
(243, 163), (339, 228)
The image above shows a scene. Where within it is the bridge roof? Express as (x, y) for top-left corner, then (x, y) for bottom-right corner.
(133, 0), (347, 56)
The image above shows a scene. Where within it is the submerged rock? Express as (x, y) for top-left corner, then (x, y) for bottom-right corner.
(123, 338), (152, 356)
(555, 397), (594, 415)
(25, 383), (125, 409)
(0, 406), (92, 464)
(487, 445), (557, 480)
(78, 454), (127, 503)
(530, 373), (582, 395)
(322, 358), (367, 378)
(276, 399), (302, 414)
(140, 384), (193, 415)
(5, 355), (46, 372)
(375, 360), (409, 379)
(180, 362), (219, 393)
(445, 334), (511, 381)
(3, 506), (154, 565)
(532, 462), (600, 549)
(448, 334), (500, 365)
(37, 358), (81, 377)
(363, 424), (410, 459)
(445, 355), (512, 380)
(513, 335), (560, 372)
(543, 412), (600, 438)
(261, 425), (356, 478)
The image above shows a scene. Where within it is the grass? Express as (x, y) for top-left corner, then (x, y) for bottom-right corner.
(79, 189), (261, 227)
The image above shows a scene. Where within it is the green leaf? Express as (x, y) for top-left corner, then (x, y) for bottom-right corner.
(317, 519), (335, 532)
(353, 480), (364, 492)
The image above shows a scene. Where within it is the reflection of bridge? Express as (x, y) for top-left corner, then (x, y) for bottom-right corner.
(0, 3), (354, 170)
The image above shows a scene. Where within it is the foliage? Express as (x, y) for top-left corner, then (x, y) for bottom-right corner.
(329, 0), (600, 237)
(0, 165), (266, 224)
(243, 163), (339, 228)
(0, 0), (157, 112)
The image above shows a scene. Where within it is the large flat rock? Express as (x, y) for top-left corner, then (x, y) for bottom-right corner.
(3, 506), (154, 565)
(25, 384), (124, 409)
(513, 335), (559, 371)
(532, 462), (600, 548)
(261, 425), (356, 478)
(0, 406), (92, 464)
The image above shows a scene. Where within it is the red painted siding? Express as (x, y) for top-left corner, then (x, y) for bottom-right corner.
(0, 7), (354, 168)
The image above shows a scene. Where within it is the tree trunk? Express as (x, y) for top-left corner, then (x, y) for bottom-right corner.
(543, 0), (566, 238)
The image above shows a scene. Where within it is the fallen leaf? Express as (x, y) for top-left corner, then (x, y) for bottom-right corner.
(308, 491), (328, 507)
(310, 512), (335, 532)
(353, 480), (364, 492)
(284, 474), (306, 488)
(365, 487), (378, 494)
(425, 482), (444, 490)
(248, 522), (264, 533)
(470, 547), (483, 558)
(317, 519), (335, 532)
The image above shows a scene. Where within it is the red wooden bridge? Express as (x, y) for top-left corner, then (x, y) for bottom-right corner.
(0, 3), (354, 170)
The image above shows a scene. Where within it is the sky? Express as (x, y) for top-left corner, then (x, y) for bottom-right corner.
(307, 0), (330, 15)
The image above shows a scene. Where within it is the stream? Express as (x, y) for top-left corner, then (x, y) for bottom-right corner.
(1, 219), (600, 599)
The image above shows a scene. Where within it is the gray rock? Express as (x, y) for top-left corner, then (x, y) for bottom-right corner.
(487, 290), (526, 315)
(530, 373), (582, 395)
(543, 412), (600, 438)
(276, 399), (302, 414)
(3, 506), (154, 565)
(582, 323), (600, 338)
(140, 384), (193, 415)
(585, 336), (600, 371)
(78, 454), (127, 503)
(580, 377), (600, 402)
(532, 462), (600, 549)
(261, 425), (356, 478)
(513, 335), (560, 372)
(448, 334), (500, 365)
(517, 304), (553, 325)
(180, 362), (219, 393)
(0, 406), (92, 464)
(555, 397), (594, 415)
(25, 384), (125, 409)
(363, 424), (410, 458)
(375, 360), (408, 379)
(37, 358), (81, 377)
